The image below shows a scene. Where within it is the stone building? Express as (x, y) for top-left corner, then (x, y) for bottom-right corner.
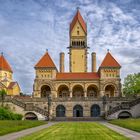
(0, 53), (20, 95)
(33, 9), (122, 119)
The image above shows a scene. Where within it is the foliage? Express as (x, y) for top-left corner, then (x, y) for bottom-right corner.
(123, 73), (140, 95)
(0, 120), (46, 136)
(0, 107), (23, 120)
(110, 118), (140, 132)
(20, 122), (129, 140)
(0, 89), (7, 107)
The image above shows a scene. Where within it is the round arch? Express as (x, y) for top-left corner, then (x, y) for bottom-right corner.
(73, 104), (83, 117)
(87, 85), (98, 98)
(24, 112), (38, 120)
(104, 84), (116, 97)
(91, 104), (100, 117)
(72, 85), (84, 98)
(118, 111), (132, 119)
(57, 85), (69, 98)
(41, 85), (51, 98)
(56, 105), (66, 117)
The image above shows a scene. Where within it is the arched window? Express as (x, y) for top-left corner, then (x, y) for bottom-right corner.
(118, 111), (132, 119)
(73, 105), (83, 117)
(105, 85), (115, 97)
(87, 85), (98, 98)
(25, 112), (38, 120)
(72, 85), (84, 98)
(41, 85), (51, 98)
(91, 104), (100, 117)
(56, 105), (65, 117)
(58, 85), (69, 98)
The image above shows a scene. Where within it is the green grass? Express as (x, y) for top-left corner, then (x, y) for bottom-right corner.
(109, 118), (140, 132)
(19, 122), (129, 140)
(0, 120), (47, 136)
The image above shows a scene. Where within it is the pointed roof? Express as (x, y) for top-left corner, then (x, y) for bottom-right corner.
(0, 53), (13, 72)
(100, 52), (121, 68)
(35, 51), (56, 68)
(70, 9), (87, 33)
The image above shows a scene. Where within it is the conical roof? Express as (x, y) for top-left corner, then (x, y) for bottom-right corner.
(70, 9), (87, 33)
(35, 52), (56, 68)
(0, 54), (13, 72)
(100, 52), (121, 68)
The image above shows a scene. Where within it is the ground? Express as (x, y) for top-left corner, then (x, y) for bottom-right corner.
(19, 122), (129, 140)
(110, 118), (140, 132)
(0, 120), (46, 136)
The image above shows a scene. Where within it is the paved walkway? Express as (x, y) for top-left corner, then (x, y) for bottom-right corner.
(100, 122), (140, 140)
(0, 122), (57, 140)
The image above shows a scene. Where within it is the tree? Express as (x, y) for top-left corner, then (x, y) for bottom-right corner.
(123, 73), (140, 95)
(0, 89), (7, 107)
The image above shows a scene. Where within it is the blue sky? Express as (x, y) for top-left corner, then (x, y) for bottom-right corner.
(0, 0), (140, 94)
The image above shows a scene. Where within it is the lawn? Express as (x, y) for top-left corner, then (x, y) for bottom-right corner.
(0, 120), (47, 136)
(109, 118), (140, 132)
(19, 122), (129, 140)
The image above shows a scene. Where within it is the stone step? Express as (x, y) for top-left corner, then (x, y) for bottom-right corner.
(53, 117), (104, 121)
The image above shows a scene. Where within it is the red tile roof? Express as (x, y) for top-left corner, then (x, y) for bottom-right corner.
(0, 54), (13, 72)
(100, 52), (121, 68)
(35, 52), (56, 68)
(8, 82), (17, 89)
(70, 9), (87, 33)
(56, 72), (99, 80)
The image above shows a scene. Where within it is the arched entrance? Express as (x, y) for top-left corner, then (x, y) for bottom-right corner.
(58, 85), (69, 98)
(56, 105), (65, 117)
(41, 85), (51, 98)
(73, 105), (83, 117)
(87, 85), (98, 97)
(25, 112), (38, 120)
(91, 104), (100, 117)
(118, 111), (132, 119)
(72, 85), (84, 98)
(105, 85), (115, 97)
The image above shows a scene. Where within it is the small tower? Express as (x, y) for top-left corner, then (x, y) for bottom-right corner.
(91, 52), (96, 72)
(34, 50), (57, 79)
(69, 9), (88, 72)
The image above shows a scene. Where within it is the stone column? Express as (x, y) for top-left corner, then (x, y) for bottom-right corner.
(84, 90), (87, 97)
(70, 90), (72, 98)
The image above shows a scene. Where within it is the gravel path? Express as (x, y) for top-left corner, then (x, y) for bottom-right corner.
(100, 122), (140, 140)
(0, 122), (57, 140)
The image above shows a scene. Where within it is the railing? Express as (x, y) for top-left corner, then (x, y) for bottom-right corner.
(107, 97), (140, 116)
(8, 98), (48, 117)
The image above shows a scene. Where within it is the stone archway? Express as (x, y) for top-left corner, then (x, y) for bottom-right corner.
(41, 85), (51, 98)
(25, 112), (38, 120)
(57, 85), (69, 98)
(72, 85), (84, 98)
(105, 85), (116, 97)
(73, 105), (83, 117)
(56, 105), (66, 117)
(87, 85), (98, 98)
(91, 104), (100, 117)
(118, 111), (132, 119)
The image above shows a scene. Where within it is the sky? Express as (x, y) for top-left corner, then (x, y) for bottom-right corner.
(0, 0), (140, 94)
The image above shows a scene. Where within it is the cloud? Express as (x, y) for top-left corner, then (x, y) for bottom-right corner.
(0, 0), (140, 93)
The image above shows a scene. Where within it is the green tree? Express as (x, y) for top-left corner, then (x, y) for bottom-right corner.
(0, 89), (7, 107)
(123, 73), (140, 95)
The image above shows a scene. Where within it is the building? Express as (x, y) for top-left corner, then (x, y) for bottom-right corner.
(0, 53), (20, 95)
(33, 9), (122, 119)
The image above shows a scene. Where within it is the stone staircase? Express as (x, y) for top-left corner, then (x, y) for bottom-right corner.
(107, 97), (140, 116)
(10, 98), (49, 117)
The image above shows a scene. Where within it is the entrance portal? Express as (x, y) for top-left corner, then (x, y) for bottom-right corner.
(73, 105), (83, 117)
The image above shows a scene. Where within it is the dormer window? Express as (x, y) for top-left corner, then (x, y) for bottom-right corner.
(77, 31), (79, 35)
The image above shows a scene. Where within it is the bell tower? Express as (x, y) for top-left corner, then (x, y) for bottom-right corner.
(69, 9), (88, 72)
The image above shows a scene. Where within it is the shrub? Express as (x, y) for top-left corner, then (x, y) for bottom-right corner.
(0, 107), (23, 120)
